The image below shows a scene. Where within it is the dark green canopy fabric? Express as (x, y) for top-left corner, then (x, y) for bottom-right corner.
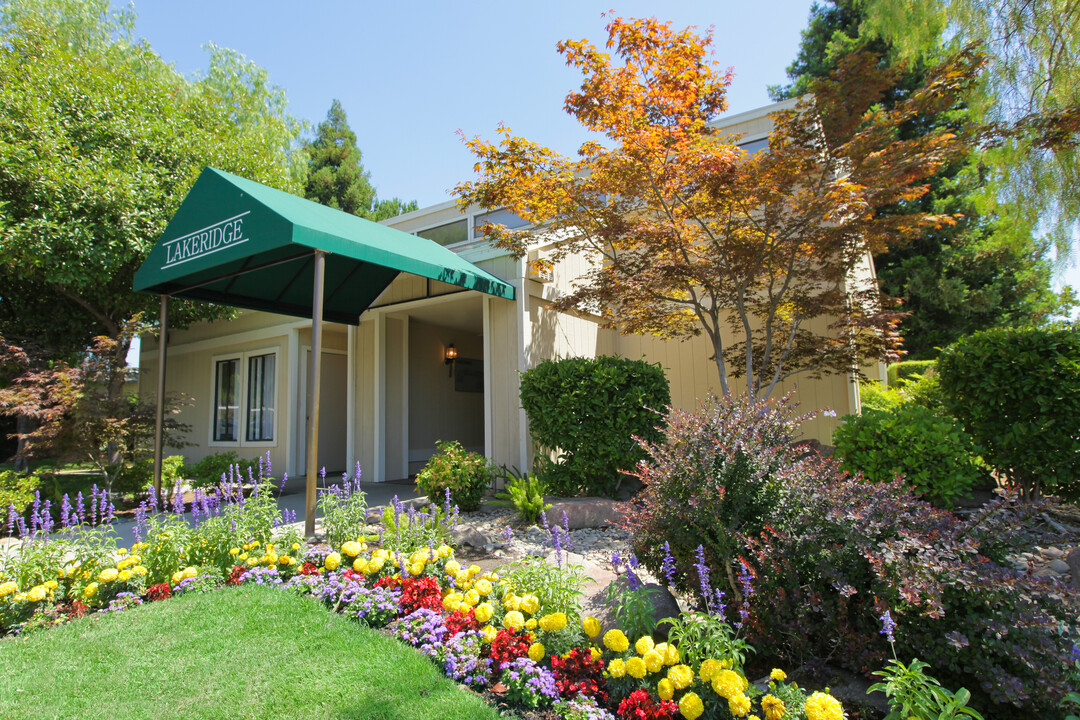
(134, 167), (514, 322)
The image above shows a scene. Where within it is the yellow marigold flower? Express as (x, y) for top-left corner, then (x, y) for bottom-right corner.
(461, 588), (478, 606)
(98, 568), (119, 583)
(480, 625), (497, 644)
(437, 544), (453, 559)
(341, 541), (363, 557)
(238, 553), (248, 561)
(712, 669), (744, 700)
(133, 565), (147, 576)
(728, 692), (751, 718)
(0, 581), (18, 598)
(443, 592), (462, 611)
(353, 558), (366, 573)
(520, 594), (540, 615)
(720, 658), (733, 670)
(668, 664), (694, 690)
(324, 552), (341, 571)
(444, 560), (461, 577)
(663, 644), (680, 665)
(680, 692), (705, 720)
(750, 716), (762, 720)
(804, 692), (845, 720)
(246, 557), (257, 567)
(171, 571), (184, 585)
(118, 570), (133, 582)
(626, 657), (647, 679)
(762, 694), (786, 720)
(699, 658), (723, 682)
(643, 650), (664, 674)
(657, 678), (674, 701)
(408, 562), (425, 576)
(528, 642), (545, 662)
(770, 668), (787, 683)
(538, 612), (567, 632)
(183, 566), (198, 579)
(608, 658), (626, 678)
(292, 543), (301, 551)
(475, 578), (492, 596)
(603, 629), (629, 652)
(13, 593), (25, 602)
(280, 556), (294, 566)
(467, 564), (481, 578)
(27, 586), (46, 603)
(590, 646), (602, 662)
(635, 635), (655, 655)
(44, 580), (58, 590)
(503, 593), (520, 611)
(474, 602), (493, 623)
(367, 557), (385, 574)
(229, 547), (240, 556)
(525, 618), (538, 630)
(582, 616), (601, 638)
(503, 610), (525, 631)
(83, 582), (98, 598)
(117, 547), (128, 556)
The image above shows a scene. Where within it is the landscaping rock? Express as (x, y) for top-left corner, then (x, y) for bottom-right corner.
(545, 498), (624, 530)
(1068, 548), (1080, 588)
(451, 526), (493, 552)
(581, 575), (683, 641)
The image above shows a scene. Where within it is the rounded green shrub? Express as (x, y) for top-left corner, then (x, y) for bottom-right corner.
(833, 404), (989, 506)
(416, 440), (493, 512)
(887, 360), (936, 387)
(519, 356), (670, 498)
(938, 326), (1080, 500)
(0, 469), (41, 521)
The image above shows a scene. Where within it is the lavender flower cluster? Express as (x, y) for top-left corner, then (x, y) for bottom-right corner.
(395, 608), (448, 659)
(237, 567), (284, 586)
(441, 629), (491, 688)
(102, 592), (143, 613)
(345, 586), (400, 628)
(557, 695), (618, 720)
(500, 657), (560, 709)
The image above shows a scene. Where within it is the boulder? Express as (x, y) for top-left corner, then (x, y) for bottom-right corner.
(581, 575), (682, 641)
(546, 498), (625, 530)
(1067, 547), (1080, 589)
(451, 526), (492, 552)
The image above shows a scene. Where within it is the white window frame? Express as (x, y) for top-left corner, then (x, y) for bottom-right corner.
(208, 346), (279, 449)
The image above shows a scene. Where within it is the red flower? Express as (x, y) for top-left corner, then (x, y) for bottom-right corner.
(487, 628), (531, 670)
(145, 582), (173, 601)
(445, 608), (480, 636)
(226, 566), (246, 586)
(551, 647), (608, 703)
(298, 561), (321, 576)
(69, 600), (90, 618)
(398, 576), (442, 614)
(617, 689), (678, 720)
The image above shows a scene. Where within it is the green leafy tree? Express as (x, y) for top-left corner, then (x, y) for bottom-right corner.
(772, 0), (1073, 358)
(863, 0), (1080, 250)
(304, 99), (417, 221)
(0, 0), (305, 405)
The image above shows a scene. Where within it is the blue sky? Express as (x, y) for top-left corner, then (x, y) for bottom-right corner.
(124, 0), (1077, 298)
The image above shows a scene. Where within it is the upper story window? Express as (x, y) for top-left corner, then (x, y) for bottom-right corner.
(417, 219), (467, 247)
(472, 208), (530, 238)
(739, 137), (769, 155)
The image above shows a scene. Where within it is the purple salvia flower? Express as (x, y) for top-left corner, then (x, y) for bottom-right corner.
(106, 501), (115, 524)
(693, 545), (713, 609)
(610, 550), (622, 571)
(540, 509), (549, 533)
(89, 486), (98, 524)
(75, 491), (85, 524)
(561, 511), (571, 552)
(6, 503), (15, 537)
(551, 525), (563, 567)
(354, 461), (362, 483)
(15, 514), (27, 539)
(60, 494), (72, 527)
(279, 471), (288, 491)
(661, 542), (676, 586)
(41, 500), (53, 534)
(880, 610), (896, 644)
(503, 525), (514, 548)
(444, 487), (452, 518)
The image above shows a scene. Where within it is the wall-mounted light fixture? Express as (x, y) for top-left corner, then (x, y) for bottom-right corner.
(445, 343), (457, 377)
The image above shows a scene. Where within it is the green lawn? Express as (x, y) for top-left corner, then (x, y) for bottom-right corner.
(0, 586), (503, 720)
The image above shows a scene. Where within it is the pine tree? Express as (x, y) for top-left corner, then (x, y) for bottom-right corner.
(304, 100), (417, 221)
(771, 0), (1073, 359)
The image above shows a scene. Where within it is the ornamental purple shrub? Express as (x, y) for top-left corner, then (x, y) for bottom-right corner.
(626, 391), (828, 603)
(745, 477), (1080, 719)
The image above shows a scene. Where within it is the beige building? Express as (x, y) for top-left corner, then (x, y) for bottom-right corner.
(139, 101), (881, 482)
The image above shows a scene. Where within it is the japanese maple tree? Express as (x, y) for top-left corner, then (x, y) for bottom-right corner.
(454, 16), (981, 398)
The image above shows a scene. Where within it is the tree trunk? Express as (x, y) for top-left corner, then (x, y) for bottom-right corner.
(14, 414), (34, 472)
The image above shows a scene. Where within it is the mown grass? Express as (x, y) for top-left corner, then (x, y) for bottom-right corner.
(0, 585), (502, 720)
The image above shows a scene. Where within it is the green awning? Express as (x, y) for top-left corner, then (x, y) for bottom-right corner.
(134, 167), (514, 321)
